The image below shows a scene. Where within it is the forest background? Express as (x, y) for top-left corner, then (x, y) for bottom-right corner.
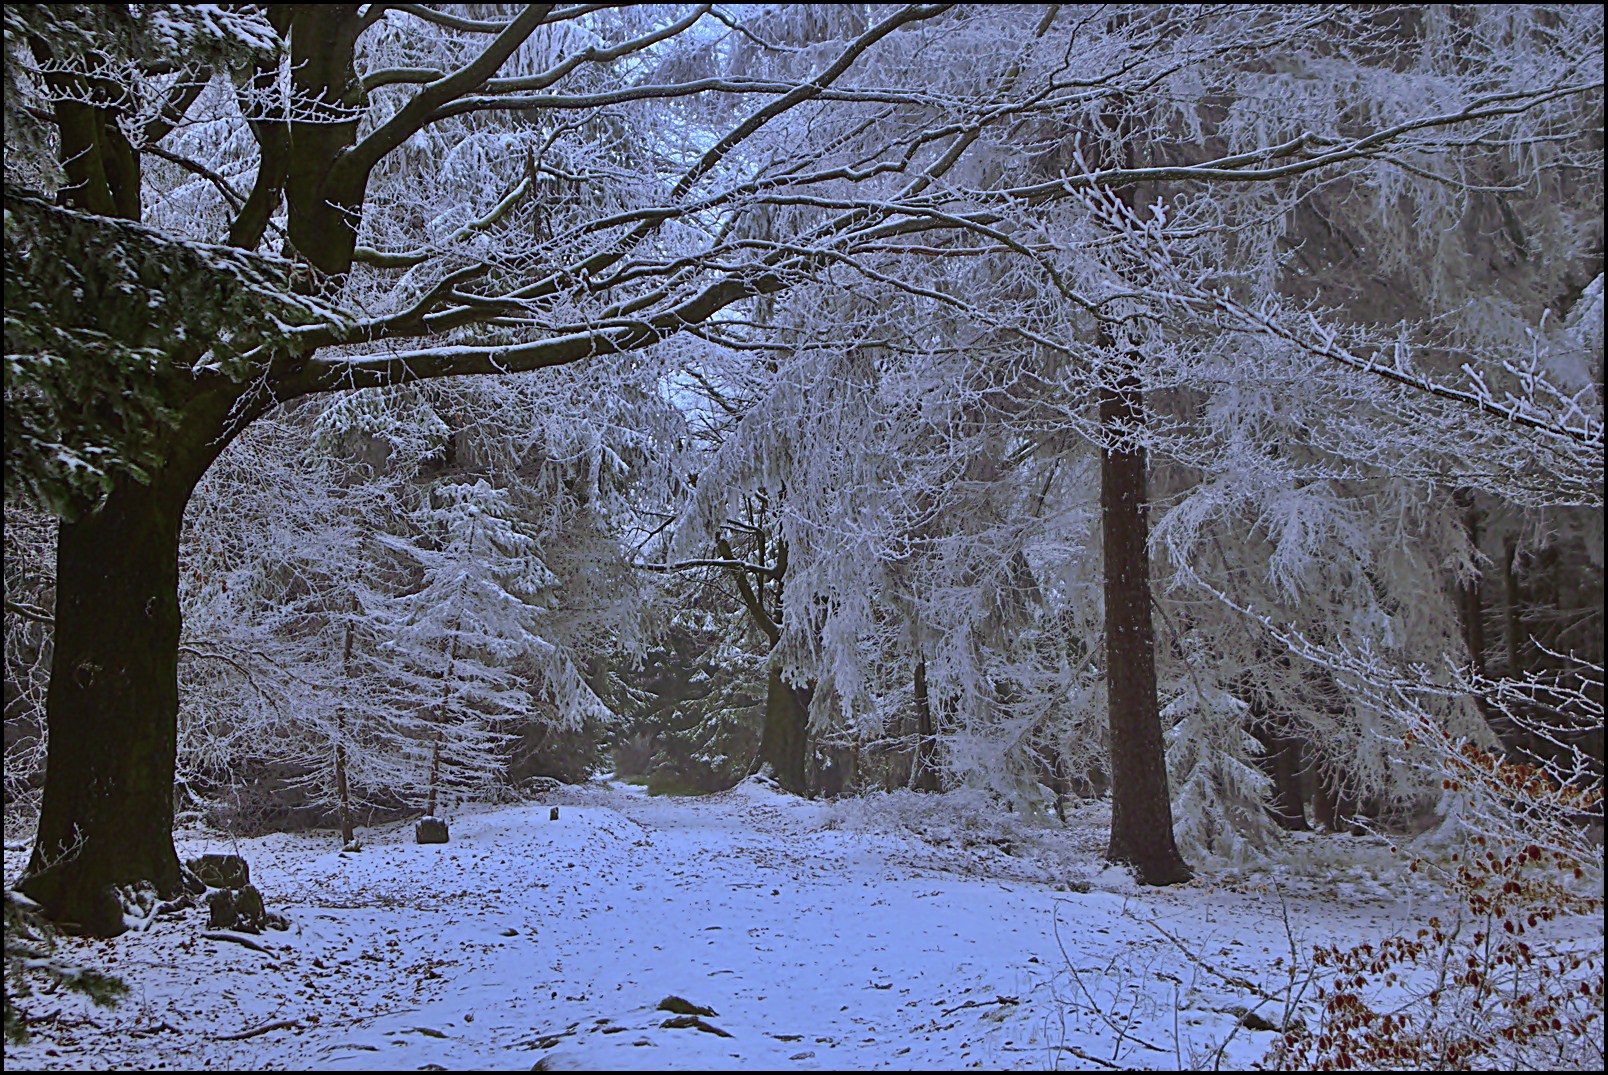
(2, 4), (1602, 1065)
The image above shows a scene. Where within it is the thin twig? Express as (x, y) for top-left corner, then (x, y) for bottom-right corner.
(1064, 1044), (1126, 1069)
(1001, 1043), (1126, 1069)
(940, 994), (1020, 1016)
(1129, 908), (1280, 1002)
(1053, 901), (1170, 1055)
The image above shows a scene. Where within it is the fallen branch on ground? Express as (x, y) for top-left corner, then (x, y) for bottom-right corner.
(213, 1018), (299, 1041)
(202, 930), (276, 954)
(1061, 1044), (1124, 1069)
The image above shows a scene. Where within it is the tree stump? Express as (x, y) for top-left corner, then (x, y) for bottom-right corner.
(186, 853), (249, 890)
(415, 817), (450, 844)
(207, 884), (271, 932)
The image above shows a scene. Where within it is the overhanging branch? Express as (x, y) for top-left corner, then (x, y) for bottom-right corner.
(632, 557), (781, 577)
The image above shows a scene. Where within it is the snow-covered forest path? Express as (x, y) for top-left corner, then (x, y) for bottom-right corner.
(6, 779), (1482, 1070)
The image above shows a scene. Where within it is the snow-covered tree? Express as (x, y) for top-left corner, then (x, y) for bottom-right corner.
(4, 2), (998, 932)
(655, 4), (1601, 880)
(168, 355), (681, 837)
(5, 1), (1600, 933)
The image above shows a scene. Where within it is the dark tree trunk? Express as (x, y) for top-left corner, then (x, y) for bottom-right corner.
(1312, 762), (1360, 834)
(1453, 490), (1495, 735)
(1335, 780), (1362, 835)
(1269, 733), (1310, 831)
(911, 658), (940, 792)
(21, 394), (249, 935)
(334, 739), (354, 846)
(426, 731), (444, 817)
(757, 666), (811, 796)
(1500, 536), (1542, 758)
(427, 615), (463, 818)
(23, 46), (181, 935)
(283, 4), (366, 276)
(22, 473), (194, 934)
(1312, 770), (1337, 832)
(1251, 711), (1310, 832)
(1099, 372), (1192, 886)
(1089, 132), (1190, 885)
(335, 623), (355, 847)
(1502, 536), (1524, 676)
(1306, 670), (1353, 833)
(715, 528), (811, 795)
(812, 742), (856, 799)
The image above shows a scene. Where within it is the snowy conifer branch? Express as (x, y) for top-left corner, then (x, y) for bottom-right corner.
(1070, 184), (1603, 507)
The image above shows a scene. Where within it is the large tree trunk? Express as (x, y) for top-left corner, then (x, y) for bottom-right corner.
(21, 471), (196, 934)
(757, 666), (811, 796)
(1092, 131), (1190, 885)
(283, 4), (365, 278)
(1099, 371), (1192, 886)
(22, 393), (249, 935)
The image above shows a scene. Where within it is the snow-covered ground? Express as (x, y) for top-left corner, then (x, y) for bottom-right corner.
(2, 778), (1597, 1070)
